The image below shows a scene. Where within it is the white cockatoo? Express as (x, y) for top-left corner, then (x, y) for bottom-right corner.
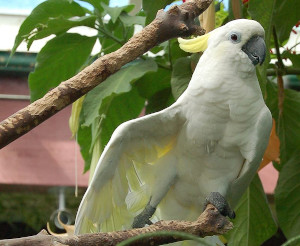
(75, 19), (272, 236)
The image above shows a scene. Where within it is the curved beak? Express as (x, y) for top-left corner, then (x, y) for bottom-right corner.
(242, 36), (266, 66)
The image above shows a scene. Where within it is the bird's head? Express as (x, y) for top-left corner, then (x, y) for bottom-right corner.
(178, 19), (266, 66)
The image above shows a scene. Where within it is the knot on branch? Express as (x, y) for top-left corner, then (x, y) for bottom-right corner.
(156, 0), (211, 43)
(194, 204), (233, 237)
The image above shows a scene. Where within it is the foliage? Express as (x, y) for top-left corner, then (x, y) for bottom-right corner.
(13, 0), (300, 245)
(0, 189), (84, 232)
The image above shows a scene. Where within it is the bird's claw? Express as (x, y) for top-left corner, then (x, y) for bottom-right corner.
(132, 216), (153, 228)
(204, 192), (235, 219)
(132, 203), (156, 228)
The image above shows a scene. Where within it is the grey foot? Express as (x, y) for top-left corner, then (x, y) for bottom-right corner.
(204, 192), (235, 219)
(132, 203), (156, 228)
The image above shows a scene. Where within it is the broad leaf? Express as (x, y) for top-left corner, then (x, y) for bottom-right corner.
(248, 0), (276, 93)
(142, 0), (174, 25)
(28, 15), (97, 46)
(273, 0), (300, 43)
(79, 88), (145, 172)
(135, 67), (171, 99)
(265, 82), (300, 164)
(282, 51), (300, 68)
(99, 88), (145, 148)
(171, 57), (192, 100)
(99, 19), (125, 53)
(82, 59), (157, 126)
(119, 13), (146, 27)
(99, 16), (135, 53)
(77, 123), (92, 173)
(146, 87), (174, 114)
(29, 33), (96, 101)
(226, 175), (277, 246)
(275, 152), (300, 239)
(248, 0), (300, 92)
(169, 39), (189, 65)
(101, 3), (135, 23)
(12, 0), (86, 54)
(79, 0), (109, 14)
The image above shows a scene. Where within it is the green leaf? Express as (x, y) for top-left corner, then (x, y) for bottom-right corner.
(119, 13), (146, 26)
(28, 15), (97, 47)
(215, 2), (229, 27)
(100, 88), (145, 148)
(275, 152), (300, 239)
(79, 0), (109, 14)
(100, 36), (122, 54)
(82, 59), (158, 127)
(101, 3), (135, 23)
(99, 18), (126, 53)
(135, 67), (171, 99)
(282, 51), (300, 68)
(282, 235), (300, 246)
(12, 0), (86, 54)
(77, 123), (92, 173)
(29, 33), (96, 101)
(142, 0), (174, 25)
(79, 88), (145, 172)
(171, 57), (192, 100)
(273, 0), (300, 43)
(248, 0), (300, 93)
(248, 0), (276, 93)
(146, 87), (174, 114)
(226, 175), (277, 246)
(265, 82), (300, 164)
(169, 39), (189, 65)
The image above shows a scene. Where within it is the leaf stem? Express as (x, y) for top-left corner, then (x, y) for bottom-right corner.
(282, 235), (300, 246)
(273, 26), (285, 73)
(117, 231), (207, 246)
(273, 26), (284, 117)
(266, 67), (300, 76)
(168, 40), (173, 70)
(96, 25), (124, 45)
(287, 41), (300, 51)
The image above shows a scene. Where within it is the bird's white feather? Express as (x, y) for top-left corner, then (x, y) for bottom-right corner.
(75, 20), (272, 244)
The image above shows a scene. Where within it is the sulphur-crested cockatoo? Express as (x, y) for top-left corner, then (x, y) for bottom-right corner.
(75, 19), (272, 235)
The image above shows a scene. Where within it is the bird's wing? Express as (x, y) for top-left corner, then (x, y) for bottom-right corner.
(229, 106), (272, 207)
(75, 104), (184, 234)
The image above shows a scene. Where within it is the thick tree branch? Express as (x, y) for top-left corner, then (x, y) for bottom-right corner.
(0, 204), (233, 246)
(0, 0), (212, 149)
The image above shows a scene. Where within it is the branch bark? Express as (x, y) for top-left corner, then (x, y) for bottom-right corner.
(0, 0), (212, 149)
(0, 204), (233, 246)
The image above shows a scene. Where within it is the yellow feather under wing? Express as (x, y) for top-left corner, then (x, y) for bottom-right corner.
(75, 135), (177, 234)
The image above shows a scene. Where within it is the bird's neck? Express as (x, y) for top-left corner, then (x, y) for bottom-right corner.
(184, 50), (262, 99)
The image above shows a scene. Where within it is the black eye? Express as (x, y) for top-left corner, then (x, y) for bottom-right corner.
(231, 34), (238, 41)
(228, 32), (241, 43)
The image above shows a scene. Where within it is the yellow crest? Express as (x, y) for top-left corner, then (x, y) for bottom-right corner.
(178, 33), (210, 53)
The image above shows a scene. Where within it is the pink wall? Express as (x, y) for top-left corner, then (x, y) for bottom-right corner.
(0, 76), (89, 188)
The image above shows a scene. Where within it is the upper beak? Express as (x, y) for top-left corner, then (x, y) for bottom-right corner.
(242, 36), (266, 66)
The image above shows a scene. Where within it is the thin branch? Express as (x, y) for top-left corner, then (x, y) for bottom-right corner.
(0, 0), (212, 149)
(267, 67), (300, 76)
(287, 41), (300, 51)
(168, 40), (173, 70)
(0, 204), (233, 246)
(96, 25), (125, 45)
(272, 26), (285, 72)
